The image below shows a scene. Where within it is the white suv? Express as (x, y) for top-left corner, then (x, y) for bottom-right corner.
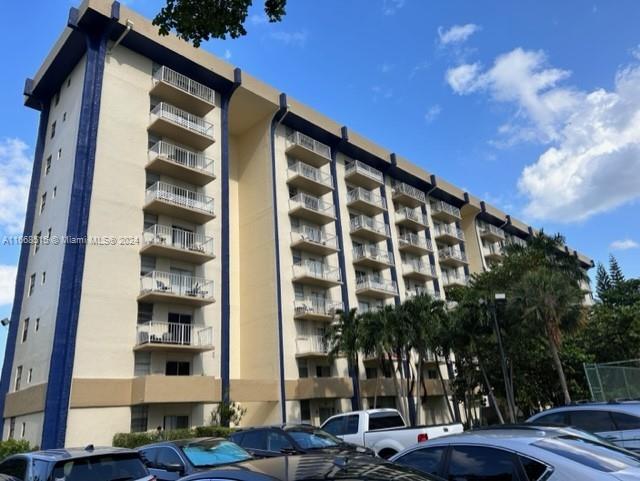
(527, 402), (640, 451)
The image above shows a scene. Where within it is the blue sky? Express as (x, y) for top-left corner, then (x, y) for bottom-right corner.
(0, 0), (638, 354)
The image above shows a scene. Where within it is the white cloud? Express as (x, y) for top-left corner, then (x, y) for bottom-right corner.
(425, 105), (442, 123)
(631, 44), (640, 60)
(0, 138), (31, 235)
(269, 30), (308, 47)
(383, 0), (405, 15)
(249, 13), (268, 25)
(438, 24), (480, 46)
(224, 49), (232, 60)
(445, 63), (481, 94)
(0, 265), (17, 306)
(610, 239), (639, 250)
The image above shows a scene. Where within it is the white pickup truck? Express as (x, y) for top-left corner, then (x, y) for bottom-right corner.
(321, 408), (463, 459)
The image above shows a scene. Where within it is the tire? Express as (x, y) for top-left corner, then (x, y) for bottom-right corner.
(378, 448), (397, 460)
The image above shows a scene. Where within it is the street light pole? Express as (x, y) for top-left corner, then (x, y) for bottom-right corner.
(491, 293), (516, 423)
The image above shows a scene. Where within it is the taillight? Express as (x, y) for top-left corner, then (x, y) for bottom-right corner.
(417, 433), (429, 443)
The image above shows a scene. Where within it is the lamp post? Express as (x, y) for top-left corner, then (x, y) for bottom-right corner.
(490, 293), (516, 423)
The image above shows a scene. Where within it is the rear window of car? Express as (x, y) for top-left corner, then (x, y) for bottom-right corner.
(368, 412), (405, 431)
(533, 436), (640, 473)
(52, 454), (148, 481)
(612, 411), (640, 430)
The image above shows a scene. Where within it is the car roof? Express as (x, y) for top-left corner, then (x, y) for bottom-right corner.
(232, 424), (318, 433)
(529, 402), (640, 417)
(180, 453), (434, 481)
(18, 446), (137, 462)
(138, 437), (225, 449)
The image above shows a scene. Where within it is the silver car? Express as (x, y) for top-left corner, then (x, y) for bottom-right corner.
(527, 402), (640, 451)
(390, 427), (640, 480)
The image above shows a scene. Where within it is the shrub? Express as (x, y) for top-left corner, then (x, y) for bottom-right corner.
(113, 426), (236, 449)
(0, 439), (32, 460)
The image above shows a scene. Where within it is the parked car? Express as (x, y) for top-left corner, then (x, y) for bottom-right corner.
(527, 401), (640, 451)
(137, 437), (252, 481)
(229, 424), (374, 458)
(320, 408), (463, 459)
(178, 452), (443, 481)
(390, 426), (640, 480)
(0, 445), (153, 481)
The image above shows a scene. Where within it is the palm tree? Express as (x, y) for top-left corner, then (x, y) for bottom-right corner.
(509, 267), (586, 405)
(358, 309), (389, 409)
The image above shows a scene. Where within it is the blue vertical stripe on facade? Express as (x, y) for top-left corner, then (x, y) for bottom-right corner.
(41, 25), (110, 449)
(0, 105), (50, 433)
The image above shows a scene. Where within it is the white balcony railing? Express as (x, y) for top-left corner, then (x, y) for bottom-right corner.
(293, 261), (341, 283)
(345, 160), (383, 184)
(392, 182), (426, 203)
(294, 299), (343, 318)
(287, 161), (333, 188)
(289, 193), (335, 218)
(485, 243), (504, 256)
(430, 200), (461, 219)
(287, 131), (331, 160)
(395, 207), (427, 225)
(291, 226), (338, 250)
(136, 321), (213, 348)
(505, 235), (527, 247)
(347, 187), (387, 209)
(142, 225), (214, 256)
(145, 181), (214, 215)
(403, 260), (437, 277)
(150, 102), (214, 138)
(434, 223), (465, 241)
(140, 271), (214, 300)
(353, 246), (394, 265)
(153, 66), (216, 105)
(296, 334), (330, 355)
(479, 222), (506, 239)
(350, 215), (390, 237)
(356, 276), (398, 294)
(405, 287), (432, 300)
(442, 270), (469, 286)
(149, 140), (214, 175)
(398, 233), (432, 250)
(438, 247), (468, 263)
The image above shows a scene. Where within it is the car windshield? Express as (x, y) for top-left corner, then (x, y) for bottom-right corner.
(533, 435), (640, 473)
(287, 428), (341, 449)
(51, 454), (148, 481)
(180, 440), (252, 468)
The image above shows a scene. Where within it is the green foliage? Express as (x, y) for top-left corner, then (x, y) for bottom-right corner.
(609, 254), (625, 286)
(153, 0), (287, 47)
(0, 439), (32, 460)
(210, 401), (247, 427)
(113, 426), (235, 449)
(596, 262), (612, 298)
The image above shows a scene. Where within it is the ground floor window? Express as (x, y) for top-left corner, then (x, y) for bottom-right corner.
(300, 400), (311, 424)
(131, 405), (149, 433)
(163, 415), (189, 431)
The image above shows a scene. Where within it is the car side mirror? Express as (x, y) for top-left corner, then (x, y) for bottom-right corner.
(163, 462), (184, 474)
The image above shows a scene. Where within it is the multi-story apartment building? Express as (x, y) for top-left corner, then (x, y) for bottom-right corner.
(0, 0), (593, 448)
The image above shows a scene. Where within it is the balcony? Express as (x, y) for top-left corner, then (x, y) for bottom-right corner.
(505, 235), (527, 248)
(150, 66), (215, 116)
(402, 261), (437, 282)
(433, 223), (465, 245)
(479, 222), (506, 243)
(398, 233), (433, 255)
(295, 334), (330, 359)
(352, 246), (394, 269)
(139, 270), (214, 306)
(285, 131), (331, 167)
(286, 161), (333, 196)
(484, 243), (504, 262)
(144, 182), (215, 224)
(292, 261), (342, 288)
(442, 270), (469, 288)
(135, 321), (214, 352)
(149, 102), (214, 150)
(141, 225), (214, 263)
(294, 299), (343, 322)
(147, 141), (215, 186)
(430, 200), (461, 222)
(395, 207), (428, 231)
(344, 160), (383, 189)
(288, 193), (336, 225)
(350, 215), (390, 242)
(346, 188), (387, 216)
(405, 288), (437, 300)
(392, 182), (426, 208)
(438, 247), (468, 267)
(290, 228), (339, 255)
(356, 276), (398, 299)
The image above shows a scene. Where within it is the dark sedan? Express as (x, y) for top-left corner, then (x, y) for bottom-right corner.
(229, 424), (374, 458)
(137, 437), (252, 481)
(178, 452), (442, 481)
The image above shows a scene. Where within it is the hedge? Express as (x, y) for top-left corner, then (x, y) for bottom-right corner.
(0, 439), (32, 459)
(113, 426), (236, 449)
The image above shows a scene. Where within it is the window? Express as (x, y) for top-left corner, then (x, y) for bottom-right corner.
(67, 77), (71, 88)
(35, 318), (40, 332)
(54, 91), (60, 106)
(369, 412), (405, 430)
(294, 283), (304, 300)
(137, 303), (153, 324)
(322, 417), (344, 436)
(266, 431), (293, 452)
(20, 422), (25, 438)
(45, 155), (52, 175)
(63, 112), (67, 122)
(395, 446), (446, 476)
(447, 445), (519, 481)
(344, 415), (359, 435)
(140, 255), (156, 276)
(165, 361), (190, 376)
(57, 148), (62, 160)
(163, 415), (189, 431)
(28, 274), (35, 296)
(316, 365), (330, 378)
(53, 186), (57, 198)
(14, 366), (22, 391)
(534, 411), (568, 426)
(156, 447), (183, 467)
(8, 418), (15, 439)
(241, 430), (267, 450)
(569, 410), (616, 433)
(134, 352), (151, 377)
(41, 272), (46, 285)
(50, 121), (56, 139)
(297, 359), (308, 378)
(40, 192), (47, 214)
(612, 412), (640, 431)
(21, 318), (29, 343)
(518, 455), (549, 481)
(35, 231), (41, 253)
(365, 367), (377, 379)
(27, 369), (32, 384)
(0, 456), (27, 479)
(130, 405), (149, 433)
(300, 400), (311, 423)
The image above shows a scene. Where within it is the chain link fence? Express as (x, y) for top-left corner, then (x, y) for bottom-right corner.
(584, 360), (640, 401)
